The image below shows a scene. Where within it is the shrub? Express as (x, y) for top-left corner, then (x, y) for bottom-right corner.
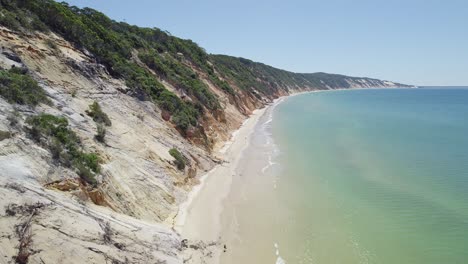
(95, 124), (106, 143)
(0, 4), (47, 32)
(75, 152), (100, 174)
(26, 114), (77, 144)
(86, 101), (111, 126)
(0, 68), (51, 107)
(75, 163), (97, 186)
(49, 137), (62, 160)
(139, 51), (220, 110)
(169, 148), (186, 170)
(171, 103), (200, 133)
(0, 9), (22, 31)
(26, 114), (100, 186)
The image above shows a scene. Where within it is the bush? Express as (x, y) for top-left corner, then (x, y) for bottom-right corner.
(86, 101), (111, 126)
(0, 9), (22, 31)
(170, 102), (201, 133)
(0, 4), (47, 32)
(95, 124), (106, 143)
(139, 51), (220, 110)
(75, 152), (100, 174)
(0, 68), (51, 107)
(26, 114), (77, 144)
(26, 114), (100, 186)
(49, 138), (62, 160)
(75, 163), (97, 186)
(169, 148), (186, 170)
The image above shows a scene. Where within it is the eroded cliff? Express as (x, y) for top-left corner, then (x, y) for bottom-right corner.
(0, 2), (410, 263)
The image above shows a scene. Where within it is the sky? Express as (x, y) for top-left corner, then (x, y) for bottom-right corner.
(62, 0), (468, 86)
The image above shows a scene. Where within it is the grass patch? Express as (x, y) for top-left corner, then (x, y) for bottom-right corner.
(26, 114), (100, 186)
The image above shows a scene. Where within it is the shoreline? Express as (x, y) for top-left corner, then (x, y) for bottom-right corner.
(174, 95), (286, 261)
(174, 105), (272, 231)
(175, 89), (339, 263)
(175, 87), (405, 263)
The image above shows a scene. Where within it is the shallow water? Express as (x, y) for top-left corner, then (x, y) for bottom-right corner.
(220, 88), (468, 264)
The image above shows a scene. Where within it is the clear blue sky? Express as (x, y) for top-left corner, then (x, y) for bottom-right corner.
(63, 0), (468, 86)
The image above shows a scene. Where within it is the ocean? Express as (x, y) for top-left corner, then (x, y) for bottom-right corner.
(219, 88), (468, 264)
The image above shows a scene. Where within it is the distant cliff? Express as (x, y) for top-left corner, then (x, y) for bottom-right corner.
(211, 55), (410, 96)
(0, 1), (411, 263)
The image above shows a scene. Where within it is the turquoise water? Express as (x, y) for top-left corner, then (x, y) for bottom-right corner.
(271, 88), (468, 263)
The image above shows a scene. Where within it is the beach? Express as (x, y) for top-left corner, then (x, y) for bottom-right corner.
(174, 90), (316, 263)
(174, 95), (287, 262)
(174, 103), (270, 258)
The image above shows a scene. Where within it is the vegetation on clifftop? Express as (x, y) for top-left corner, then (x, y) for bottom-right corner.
(210, 55), (409, 94)
(0, 0), (408, 137)
(0, 0), (218, 133)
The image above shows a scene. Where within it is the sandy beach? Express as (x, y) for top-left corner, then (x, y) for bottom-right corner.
(174, 91), (314, 263)
(174, 100), (280, 261)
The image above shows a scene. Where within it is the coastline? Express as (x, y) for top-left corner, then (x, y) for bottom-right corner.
(174, 96), (286, 261)
(174, 89), (335, 263)
(175, 87), (403, 263)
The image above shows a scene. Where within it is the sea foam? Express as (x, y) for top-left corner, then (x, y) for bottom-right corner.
(274, 243), (287, 264)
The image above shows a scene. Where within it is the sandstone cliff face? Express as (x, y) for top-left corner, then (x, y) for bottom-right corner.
(0, 25), (408, 263)
(0, 27), (226, 263)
